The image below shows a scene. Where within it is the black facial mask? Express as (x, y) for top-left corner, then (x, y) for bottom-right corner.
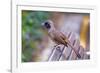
(44, 22), (51, 29)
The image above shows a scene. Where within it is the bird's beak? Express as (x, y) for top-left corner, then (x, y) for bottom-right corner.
(41, 22), (44, 26)
(41, 22), (46, 30)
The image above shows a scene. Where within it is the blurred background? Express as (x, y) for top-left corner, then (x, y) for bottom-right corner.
(22, 10), (90, 62)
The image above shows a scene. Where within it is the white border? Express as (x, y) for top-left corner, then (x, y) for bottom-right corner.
(12, 3), (97, 73)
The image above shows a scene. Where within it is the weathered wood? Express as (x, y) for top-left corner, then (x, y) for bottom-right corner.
(48, 45), (64, 61)
(77, 46), (84, 59)
(68, 32), (79, 60)
(59, 31), (71, 60)
(48, 31), (90, 61)
(74, 39), (80, 52)
(69, 39), (80, 60)
(59, 46), (72, 60)
(83, 53), (90, 59)
(60, 32), (76, 60)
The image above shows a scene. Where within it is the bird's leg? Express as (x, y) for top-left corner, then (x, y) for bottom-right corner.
(54, 44), (59, 48)
(66, 44), (68, 47)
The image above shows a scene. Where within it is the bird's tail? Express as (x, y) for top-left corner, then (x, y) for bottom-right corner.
(65, 41), (81, 59)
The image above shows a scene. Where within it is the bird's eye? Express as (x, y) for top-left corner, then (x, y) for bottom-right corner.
(44, 22), (51, 29)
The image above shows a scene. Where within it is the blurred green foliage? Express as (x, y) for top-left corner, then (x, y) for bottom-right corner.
(22, 10), (51, 62)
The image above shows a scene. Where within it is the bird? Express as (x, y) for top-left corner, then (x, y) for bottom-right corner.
(42, 20), (81, 58)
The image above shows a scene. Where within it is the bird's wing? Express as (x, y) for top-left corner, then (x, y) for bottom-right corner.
(52, 31), (63, 44)
(54, 31), (68, 45)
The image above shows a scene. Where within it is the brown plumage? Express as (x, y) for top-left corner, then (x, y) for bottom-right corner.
(42, 20), (81, 58)
(49, 29), (68, 46)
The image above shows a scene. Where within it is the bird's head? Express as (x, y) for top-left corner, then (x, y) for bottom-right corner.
(42, 20), (54, 31)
